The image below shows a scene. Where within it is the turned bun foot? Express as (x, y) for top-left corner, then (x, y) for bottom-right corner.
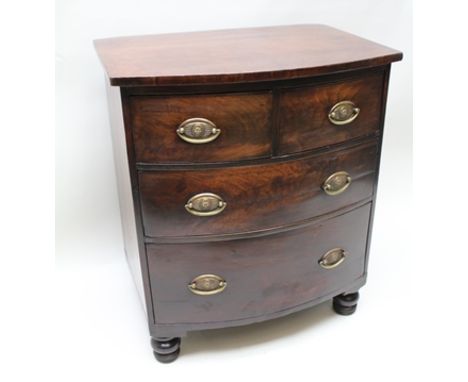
(151, 337), (181, 363)
(333, 292), (359, 315)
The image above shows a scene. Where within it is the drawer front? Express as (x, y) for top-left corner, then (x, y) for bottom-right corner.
(139, 141), (377, 237)
(130, 92), (273, 163)
(147, 204), (371, 324)
(277, 71), (384, 154)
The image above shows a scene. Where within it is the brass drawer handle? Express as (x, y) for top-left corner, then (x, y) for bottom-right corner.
(328, 101), (360, 125)
(176, 118), (221, 144)
(322, 171), (351, 196)
(189, 274), (227, 296)
(185, 192), (227, 216)
(319, 248), (347, 269)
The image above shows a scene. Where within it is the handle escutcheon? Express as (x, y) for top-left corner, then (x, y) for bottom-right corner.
(176, 118), (221, 144)
(188, 274), (227, 296)
(319, 248), (347, 269)
(328, 101), (360, 125)
(322, 171), (352, 196)
(185, 192), (227, 217)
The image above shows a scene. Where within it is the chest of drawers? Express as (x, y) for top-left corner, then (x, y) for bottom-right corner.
(95, 24), (402, 363)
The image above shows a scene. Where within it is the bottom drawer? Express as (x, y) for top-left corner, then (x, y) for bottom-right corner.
(147, 203), (371, 325)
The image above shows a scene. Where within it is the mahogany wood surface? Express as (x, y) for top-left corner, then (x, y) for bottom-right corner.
(278, 70), (384, 154)
(105, 83), (156, 325)
(95, 25), (402, 359)
(130, 92), (273, 163)
(147, 203), (371, 324)
(139, 140), (378, 237)
(152, 278), (366, 337)
(94, 25), (402, 86)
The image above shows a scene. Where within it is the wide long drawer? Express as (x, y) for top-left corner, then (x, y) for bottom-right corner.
(147, 203), (371, 324)
(139, 141), (378, 238)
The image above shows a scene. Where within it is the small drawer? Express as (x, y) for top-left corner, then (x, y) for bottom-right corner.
(139, 141), (378, 237)
(147, 203), (371, 324)
(129, 92), (273, 163)
(277, 71), (384, 154)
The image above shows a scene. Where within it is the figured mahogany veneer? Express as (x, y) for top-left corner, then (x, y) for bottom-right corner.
(278, 70), (384, 154)
(139, 141), (378, 237)
(130, 92), (273, 163)
(148, 204), (371, 324)
(95, 24), (402, 363)
(94, 24), (402, 86)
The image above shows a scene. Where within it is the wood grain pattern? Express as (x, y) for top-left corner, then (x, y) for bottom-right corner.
(130, 92), (273, 163)
(96, 24), (403, 350)
(139, 141), (378, 237)
(278, 70), (384, 154)
(94, 25), (402, 86)
(147, 203), (371, 324)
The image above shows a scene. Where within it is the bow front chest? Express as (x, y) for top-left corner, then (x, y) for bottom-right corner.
(94, 25), (402, 363)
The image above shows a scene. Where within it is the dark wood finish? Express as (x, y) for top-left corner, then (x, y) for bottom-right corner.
(120, 66), (386, 97)
(94, 25), (402, 86)
(130, 92), (273, 163)
(363, 66), (392, 275)
(152, 276), (366, 336)
(278, 70), (384, 154)
(151, 337), (181, 363)
(105, 83), (156, 327)
(142, 199), (371, 244)
(333, 292), (360, 315)
(147, 204), (370, 324)
(139, 141), (377, 237)
(95, 25), (402, 362)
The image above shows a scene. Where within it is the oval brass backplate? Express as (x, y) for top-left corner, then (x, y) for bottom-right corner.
(185, 192), (227, 217)
(176, 118), (221, 144)
(328, 101), (360, 125)
(319, 248), (347, 269)
(188, 274), (227, 296)
(322, 171), (352, 196)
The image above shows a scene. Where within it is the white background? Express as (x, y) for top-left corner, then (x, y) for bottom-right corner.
(55, 0), (416, 379)
(1, 0), (466, 381)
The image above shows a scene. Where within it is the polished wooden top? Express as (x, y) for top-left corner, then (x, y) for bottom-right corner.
(94, 24), (402, 86)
